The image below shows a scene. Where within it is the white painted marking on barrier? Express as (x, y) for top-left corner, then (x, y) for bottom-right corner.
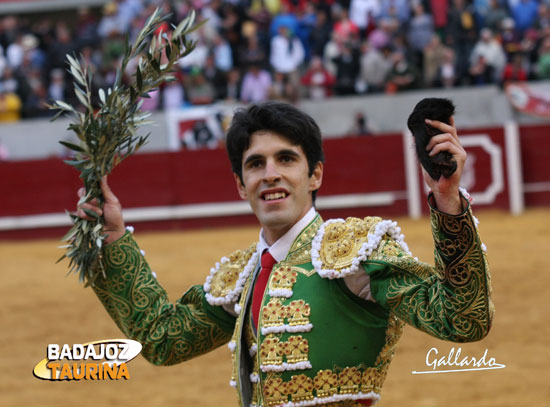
(504, 122), (524, 215)
(403, 129), (421, 219)
(460, 135), (504, 205)
(523, 182), (550, 193)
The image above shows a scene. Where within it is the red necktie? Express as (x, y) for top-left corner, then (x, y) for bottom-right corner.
(252, 250), (277, 329)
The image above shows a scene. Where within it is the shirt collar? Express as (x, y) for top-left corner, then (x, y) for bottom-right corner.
(257, 207), (317, 262)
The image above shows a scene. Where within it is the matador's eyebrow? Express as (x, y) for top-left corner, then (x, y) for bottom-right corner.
(243, 149), (301, 167)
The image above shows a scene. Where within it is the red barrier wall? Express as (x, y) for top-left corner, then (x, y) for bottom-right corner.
(519, 124), (550, 207)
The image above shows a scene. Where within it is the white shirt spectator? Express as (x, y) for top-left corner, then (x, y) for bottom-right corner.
(349, 0), (380, 30)
(6, 40), (23, 69)
(470, 28), (506, 78)
(270, 34), (305, 74)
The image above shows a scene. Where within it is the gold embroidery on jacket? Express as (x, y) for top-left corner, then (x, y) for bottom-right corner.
(270, 265), (298, 291)
(208, 245), (256, 299)
(313, 369), (339, 398)
(285, 216), (323, 265)
(263, 376), (288, 407)
(320, 217), (381, 271)
(283, 335), (309, 363)
(260, 336), (283, 365)
(287, 374), (315, 403)
(262, 298), (287, 327)
(338, 366), (362, 394)
(286, 299), (311, 327)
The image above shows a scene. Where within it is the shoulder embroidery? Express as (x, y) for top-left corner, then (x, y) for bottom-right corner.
(311, 217), (412, 279)
(204, 243), (258, 306)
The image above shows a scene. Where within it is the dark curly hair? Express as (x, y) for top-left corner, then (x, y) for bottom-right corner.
(226, 101), (325, 199)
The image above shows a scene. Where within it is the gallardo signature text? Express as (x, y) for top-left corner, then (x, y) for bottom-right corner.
(412, 347), (506, 374)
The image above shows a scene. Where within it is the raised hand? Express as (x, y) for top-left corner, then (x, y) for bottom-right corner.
(76, 176), (126, 245)
(423, 117), (466, 215)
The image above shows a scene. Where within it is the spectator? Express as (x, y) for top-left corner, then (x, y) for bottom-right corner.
(0, 45), (6, 78)
(323, 31), (343, 76)
(296, 3), (317, 60)
(186, 68), (215, 105)
(469, 55), (495, 85)
(246, 1), (272, 51)
(0, 67), (18, 95)
(225, 68), (241, 101)
(358, 42), (392, 93)
(203, 54), (228, 101)
(367, 17), (396, 50)
(269, 25), (305, 76)
(268, 71), (299, 103)
(521, 28), (540, 78)
(281, 0), (307, 14)
(301, 56), (335, 99)
(379, 0), (410, 26)
(115, 0), (143, 34)
(219, 3), (242, 66)
(240, 64), (272, 102)
(470, 28), (506, 83)
(473, 0), (491, 29)
(502, 52), (528, 83)
(0, 83), (22, 122)
(0, 16), (19, 51)
(446, 0), (478, 84)
(269, 3), (299, 39)
(385, 50), (418, 92)
(348, 112), (375, 136)
(75, 6), (99, 48)
(485, 0), (509, 34)
(46, 23), (75, 73)
(333, 9), (360, 41)
(535, 3), (550, 30)
(423, 34), (452, 88)
(98, 2), (122, 38)
(332, 41), (360, 95)
(407, 2), (435, 68)
(212, 34), (233, 72)
(437, 48), (457, 88)
(239, 34), (267, 68)
(47, 68), (66, 103)
(511, 0), (539, 35)
(500, 17), (522, 58)
(536, 37), (550, 79)
(349, 0), (380, 38)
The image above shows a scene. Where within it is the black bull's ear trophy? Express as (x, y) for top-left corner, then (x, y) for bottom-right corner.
(407, 98), (457, 180)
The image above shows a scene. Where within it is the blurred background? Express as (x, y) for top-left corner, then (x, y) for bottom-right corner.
(0, 0), (549, 406)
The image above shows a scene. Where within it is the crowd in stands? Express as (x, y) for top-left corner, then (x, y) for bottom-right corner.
(1, 0), (550, 122)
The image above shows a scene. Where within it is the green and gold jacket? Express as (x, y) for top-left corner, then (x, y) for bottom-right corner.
(92, 199), (493, 407)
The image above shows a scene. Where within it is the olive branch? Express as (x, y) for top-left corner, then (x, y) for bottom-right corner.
(53, 9), (204, 285)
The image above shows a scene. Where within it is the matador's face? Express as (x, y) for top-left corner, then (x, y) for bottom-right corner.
(234, 130), (323, 245)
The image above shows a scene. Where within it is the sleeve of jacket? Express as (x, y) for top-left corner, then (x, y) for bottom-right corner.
(91, 231), (236, 366)
(363, 197), (494, 342)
